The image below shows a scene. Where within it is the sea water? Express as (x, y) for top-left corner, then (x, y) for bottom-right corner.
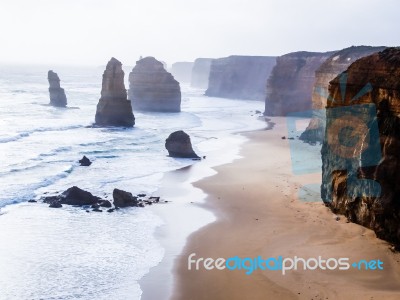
(0, 64), (265, 299)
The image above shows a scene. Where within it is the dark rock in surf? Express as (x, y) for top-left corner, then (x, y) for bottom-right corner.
(79, 155), (92, 166)
(48, 70), (67, 107)
(49, 201), (62, 208)
(165, 130), (200, 159)
(113, 188), (140, 208)
(43, 186), (101, 206)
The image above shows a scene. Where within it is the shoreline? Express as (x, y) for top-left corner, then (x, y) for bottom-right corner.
(171, 117), (400, 300)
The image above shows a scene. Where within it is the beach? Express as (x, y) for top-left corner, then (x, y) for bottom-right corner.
(170, 118), (400, 300)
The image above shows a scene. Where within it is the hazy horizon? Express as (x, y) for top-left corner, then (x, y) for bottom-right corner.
(1, 0), (399, 67)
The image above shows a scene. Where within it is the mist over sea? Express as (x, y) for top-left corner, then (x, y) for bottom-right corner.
(0, 65), (265, 299)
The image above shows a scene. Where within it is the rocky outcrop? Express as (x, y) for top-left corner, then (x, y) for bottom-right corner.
(95, 58), (135, 127)
(321, 48), (400, 245)
(43, 186), (102, 207)
(128, 57), (181, 112)
(48, 70), (67, 107)
(300, 46), (386, 143)
(205, 56), (276, 100)
(113, 188), (140, 208)
(191, 58), (213, 89)
(171, 62), (194, 83)
(165, 130), (199, 159)
(264, 51), (334, 116)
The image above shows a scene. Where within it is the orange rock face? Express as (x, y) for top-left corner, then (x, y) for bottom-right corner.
(321, 48), (400, 245)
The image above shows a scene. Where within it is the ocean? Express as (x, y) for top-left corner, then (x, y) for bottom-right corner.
(0, 64), (265, 299)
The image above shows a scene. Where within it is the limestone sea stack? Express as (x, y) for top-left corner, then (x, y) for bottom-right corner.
(95, 58), (135, 127)
(190, 58), (213, 89)
(128, 57), (181, 112)
(165, 130), (199, 159)
(48, 70), (67, 107)
(264, 51), (334, 116)
(300, 46), (386, 143)
(205, 56), (277, 100)
(321, 47), (400, 245)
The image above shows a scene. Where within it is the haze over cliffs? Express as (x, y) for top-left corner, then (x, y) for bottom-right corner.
(205, 56), (276, 100)
(300, 46), (386, 143)
(190, 58), (213, 89)
(129, 57), (181, 112)
(170, 62), (194, 83)
(264, 51), (334, 116)
(95, 57), (135, 127)
(321, 48), (400, 245)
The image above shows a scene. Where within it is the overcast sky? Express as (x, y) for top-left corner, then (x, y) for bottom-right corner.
(0, 0), (398, 66)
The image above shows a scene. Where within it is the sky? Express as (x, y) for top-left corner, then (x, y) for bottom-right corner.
(0, 0), (399, 67)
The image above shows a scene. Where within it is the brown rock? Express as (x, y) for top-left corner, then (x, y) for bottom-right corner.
(321, 47), (400, 245)
(95, 58), (135, 127)
(128, 57), (181, 112)
(264, 51), (334, 116)
(300, 46), (386, 143)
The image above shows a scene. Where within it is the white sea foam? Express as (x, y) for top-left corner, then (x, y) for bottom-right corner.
(0, 66), (266, 299)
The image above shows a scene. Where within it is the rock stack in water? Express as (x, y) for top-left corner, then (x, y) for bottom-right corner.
(128, 57), (181, 112)
(165, 130), (199, 159)
(48, 70), (67, 107)
(300, 46), (386, 144)
(264, 51), (334, 116)
(95, 58), (135, 127)
(321, 47), (400, 246)
(191, 58), (213, 89)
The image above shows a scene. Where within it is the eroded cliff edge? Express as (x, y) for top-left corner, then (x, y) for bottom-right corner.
(300, 46), (386, 143)
(321, 48), (400, 246)
(264, 51), (334, 116)
(205, 56), (276, 100)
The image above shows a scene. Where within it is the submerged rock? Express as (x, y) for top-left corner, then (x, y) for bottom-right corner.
(48, 70), (67, 107)
(321, 47), (400, 246)
(95, 58), (135, 127)
(79, 155), (92, 166)
(300, 46), (386, 144)
(128, 57), (181, 112)
(113, 188), (140, 208)
(165, 130), (199, 159)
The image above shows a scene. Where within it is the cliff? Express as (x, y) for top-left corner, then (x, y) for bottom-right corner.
(95, 57), (135, 127)
(190, 58), (213, 89)
(205, 56), (276, 100)
(48, 70), (67, 107)
(128, 57), (181, 112)
(300, 46), (386, 143)
(264, 51), (334, 116)
(170, 62), (194, 83)
(321, 47), (400, 245)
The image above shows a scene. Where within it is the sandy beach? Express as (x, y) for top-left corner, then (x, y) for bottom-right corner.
(171, 118), (400, 300)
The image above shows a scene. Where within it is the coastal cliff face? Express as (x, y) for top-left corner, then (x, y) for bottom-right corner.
(205, 56), (276, 100)
(300, 46), (386, 143)
(128, 57), (181, 112)
(264, 51), (333, 116)
(170, 62), (194, 83)
(190, 58), (213, 89)
(48, 70), (67, 107)
(95, 57), (135, 127)
(321, 48), (400, 245)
